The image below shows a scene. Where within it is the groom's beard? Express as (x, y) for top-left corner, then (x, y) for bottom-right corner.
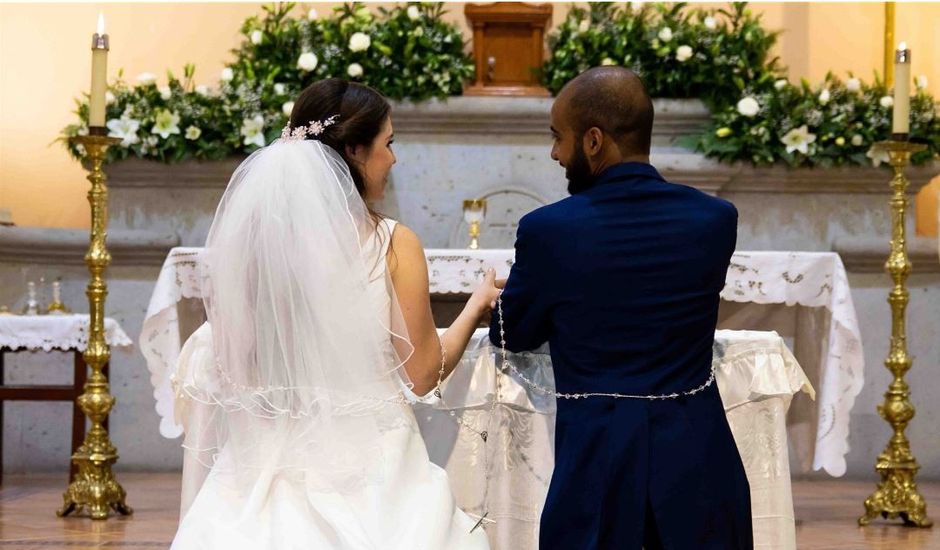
(566, 143), (594, 195)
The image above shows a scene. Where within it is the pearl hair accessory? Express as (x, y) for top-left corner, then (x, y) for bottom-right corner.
(280, 114), (340, 141)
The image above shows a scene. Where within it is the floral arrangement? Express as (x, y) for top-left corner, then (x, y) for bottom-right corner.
(61, 2), (472, 163)
(542, 2), (781, 110)
(544, 2), (939, 168)
(686, 73), (939, 167)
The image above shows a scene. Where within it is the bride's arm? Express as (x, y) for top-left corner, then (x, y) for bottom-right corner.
(388, 224), (499, 396)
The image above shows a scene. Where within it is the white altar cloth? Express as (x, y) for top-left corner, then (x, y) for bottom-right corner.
(142, 248), (860, 476)
(415, 328), (812, 550)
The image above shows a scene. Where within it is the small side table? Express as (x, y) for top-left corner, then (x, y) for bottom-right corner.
(0, 314), (132, 485)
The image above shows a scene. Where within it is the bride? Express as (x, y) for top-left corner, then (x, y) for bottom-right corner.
(170, 78), (497, 549)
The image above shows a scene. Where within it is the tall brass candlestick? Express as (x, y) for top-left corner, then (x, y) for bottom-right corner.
(57, 134), (132, 520)
(858, 139), (932, 528)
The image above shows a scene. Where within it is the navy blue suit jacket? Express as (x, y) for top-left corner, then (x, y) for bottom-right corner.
(490, 162), (752, 549)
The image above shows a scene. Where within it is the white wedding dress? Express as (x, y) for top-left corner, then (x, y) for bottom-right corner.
(169, 139), (489, 550)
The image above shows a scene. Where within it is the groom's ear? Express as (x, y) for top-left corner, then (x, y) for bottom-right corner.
(583, 127), (605, 157)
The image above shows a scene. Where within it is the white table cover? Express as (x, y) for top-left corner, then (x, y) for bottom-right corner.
(412, 328), (811, 550)
(142, 247), (860, 476)
(0, 314), (132, 351)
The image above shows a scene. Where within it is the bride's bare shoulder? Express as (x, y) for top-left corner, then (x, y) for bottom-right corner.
(387, 222), (427, 281)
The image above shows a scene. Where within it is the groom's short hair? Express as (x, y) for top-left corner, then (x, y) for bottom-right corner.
(561, 67), (654, 156)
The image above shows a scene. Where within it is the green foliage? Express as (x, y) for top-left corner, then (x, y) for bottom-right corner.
(61, 2), (473, 163)
(545, 2), (938, 167)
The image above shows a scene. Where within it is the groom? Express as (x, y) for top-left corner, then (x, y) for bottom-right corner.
(490, 67), (752, 549)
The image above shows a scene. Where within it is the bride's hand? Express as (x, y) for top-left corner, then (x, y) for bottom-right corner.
(467, 268), (502, 320)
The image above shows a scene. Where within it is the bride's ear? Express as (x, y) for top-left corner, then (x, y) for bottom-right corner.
(346, 144), (364, 165)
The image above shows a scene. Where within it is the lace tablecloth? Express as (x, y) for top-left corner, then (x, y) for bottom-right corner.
(0, 314), (132, 351)
(142, 247), (861, 476)
(415, 328), (812, 550)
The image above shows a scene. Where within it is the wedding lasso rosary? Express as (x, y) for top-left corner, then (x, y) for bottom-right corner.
(430, 291), (719, 534)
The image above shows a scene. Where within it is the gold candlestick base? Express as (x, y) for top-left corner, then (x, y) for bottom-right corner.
(57, 133), (132, 520)
(858, 140), (932, 529)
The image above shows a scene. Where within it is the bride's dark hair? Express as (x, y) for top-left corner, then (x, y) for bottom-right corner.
(289, 78), (394, 263)
(289, 78), (391, 203)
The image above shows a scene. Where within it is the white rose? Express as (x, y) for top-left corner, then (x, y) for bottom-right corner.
(774, 79), (788, 90)
(185, 125), (202, 141)
(240, 115), (266, 148)
(297, 52), (318, 72)
(347, 63), (364, 78)
(736, 96), (760, 117)
(407, 5), (420, 20)
(195, 85), (210, 96)
(159, 87), (172, 100)
(880, 96), (894, 108)
(578, 19), (590, 33)
(658, 27), (673, 42)
(675, 45), (693, 62)
(282, 101), (294, 116)
(273, 83), (286, 95)
(915, 75), (928, 89)
(846, 78), (861, 92)
(105, 91), (116, 104)
(136, 72), (156, 84)
(250, 30), (263, 45)
(220, 67), (234, 82)
(851, 134), (863, 146)
(704, 16), (717, 30)
(307, 8), (318, 20)
(818, 89), (830, 105)
(349, 32), (371, 52)
(601, 58), (616, 66)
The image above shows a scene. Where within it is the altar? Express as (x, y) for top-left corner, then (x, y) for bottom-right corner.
(142, 247), (861, 478)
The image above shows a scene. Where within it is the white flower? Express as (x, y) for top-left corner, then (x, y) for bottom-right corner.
(151, 108), (181, 139)
(195, 84), (210, 96)
(597, 58), (615, 66)
(105, 91), (116, 104)
(347, 63), (364, 78)
(774, 79), (788, 90)
(658, 27), (673, 42)
(250, 30), (263, 45)
(866, 145), (890, 167)
(297, 52), (318, 72)
(407, 5), (420, 20)
(136, 72), (156, 84)
(307, 8), (318, 20)
(240, 115), (266, 148)
(578, 19), (590, 33)
(220, 67), (234, 82)
(184, 125), (202, 141)
(349, 32), (371, 52)
(106, 116), (141, 147)
(880, 95), (894, 108)
(77, 126), (89, 136)
(273, 83), (286, 95)
(675, 45), (693, 62)
(413, 26), (424, 37)
(835, 136), (845, 146)
(818, 88), (830, 105)
(851, 134), (863, 146)
(915, 75), (928, 89)
(846, 78), (861, 92)
(704, 16), (717, 30)
(159, 86), (172, 100)
(736, 96), (760, 117)
(282, 101), (294, 116)
(781, 125), (817, 155)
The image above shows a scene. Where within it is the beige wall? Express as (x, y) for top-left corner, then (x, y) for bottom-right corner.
(1, 2), (938, 230)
